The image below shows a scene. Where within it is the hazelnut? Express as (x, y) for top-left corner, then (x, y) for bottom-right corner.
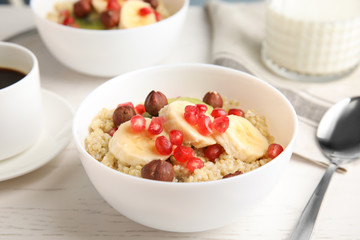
(144, 90), (168, 116)
(144, 0), (158, 9)
(203, 91), (223, 108)
(141, 160), (174, 182)
(100, 10), (120, 29)
(74, 0), (92, 18)
(223, 170), (242, 179)
(113, 105), (136, 126)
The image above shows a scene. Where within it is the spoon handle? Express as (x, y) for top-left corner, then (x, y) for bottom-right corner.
(290, 163), (338, 240)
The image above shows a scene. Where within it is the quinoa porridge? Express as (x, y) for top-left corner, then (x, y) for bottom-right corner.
(85, 91), (283, 182)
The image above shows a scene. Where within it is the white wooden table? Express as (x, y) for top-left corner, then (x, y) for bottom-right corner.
(1, 5), (360, 240)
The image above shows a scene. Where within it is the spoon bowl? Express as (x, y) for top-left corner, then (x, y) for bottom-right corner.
(317, 96), (360, 163)
(290, 96), (360, 240)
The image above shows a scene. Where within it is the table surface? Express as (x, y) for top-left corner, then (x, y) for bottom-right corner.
(1, 5), (360, 240)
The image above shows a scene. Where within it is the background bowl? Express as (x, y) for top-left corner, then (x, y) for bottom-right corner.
(73, 63), (298, 232)
(30, 0), (188, 77)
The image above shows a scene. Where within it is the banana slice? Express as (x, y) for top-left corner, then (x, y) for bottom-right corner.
(118, 0), (129, 6)
(92, 0), (107, 13)
(214, 115), (268, 163)
(159, 101), (216, 148)
(156, 0), (170, 19)
(120, 0), (157, 29)
(92, 0), (128, 13)
(48, 1), (73, 23)
(109, 118), (170, 166)
(54, 1), (73, 13)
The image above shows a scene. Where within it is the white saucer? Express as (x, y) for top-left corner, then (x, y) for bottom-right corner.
(0, 89), (73, 181)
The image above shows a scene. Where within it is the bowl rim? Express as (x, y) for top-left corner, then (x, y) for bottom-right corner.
(72, 63), (298, 186)
(30, 0), (190, 34)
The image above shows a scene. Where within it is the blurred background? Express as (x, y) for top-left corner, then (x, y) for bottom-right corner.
(0, 0), (247, 6)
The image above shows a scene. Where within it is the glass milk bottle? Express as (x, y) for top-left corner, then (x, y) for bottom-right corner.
(262, 0), (360, 81)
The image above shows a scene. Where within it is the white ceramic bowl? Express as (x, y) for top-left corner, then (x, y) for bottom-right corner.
(30, 0), (189, 77)
(73, 63), (298, 232)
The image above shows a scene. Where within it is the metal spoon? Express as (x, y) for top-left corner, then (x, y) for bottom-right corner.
(290, 96), (360, 240)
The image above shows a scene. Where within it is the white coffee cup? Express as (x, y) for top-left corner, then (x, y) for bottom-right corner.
(0, 42), (43, 160)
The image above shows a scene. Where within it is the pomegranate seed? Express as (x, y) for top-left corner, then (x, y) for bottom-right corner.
(267, 143), (284, 159)
(211, 108), (227, 118)
(107, 0), (120, 11)
(108, 127), (118, 137)
(204, 144), (224, 162)
(148, 117), (164, 135)
(139, 7), (153, 16)
(135, 104), (146, 115)
(186, 157), (204, 172)
(185, 105), (197, 112)
(63, 16), (75, 25)
(156, 116), (166, 124)
(60, 9), (70, 18)
(184, 105), (199, 125)
(130, 115), (146, 132)
(186, 105), (197, 111)
(196, 104), (208, 115)
(155, 136), (173, 155)
(196, 115), (212, 136)
(228, 108), (245, 117)
(154, 11), (162, 21)
(117, 102), (135, 109)
(184, 111), (198, 125)
(173, 145), (193, 163)
(169, 130), (183, 146)
(212, 116), (229, 133)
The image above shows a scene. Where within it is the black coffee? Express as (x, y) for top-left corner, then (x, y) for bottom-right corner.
(0, 67), (26, 89)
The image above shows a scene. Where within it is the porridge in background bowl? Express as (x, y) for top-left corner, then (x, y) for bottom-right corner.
(72, 63), (298, 232)
(47, 0), (171, 29)
(85, 90), (284, 182)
